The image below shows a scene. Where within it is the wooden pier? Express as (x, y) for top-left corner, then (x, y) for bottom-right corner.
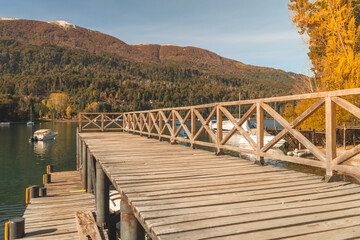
(76, 88), (360, 239)
(21, 171), (98, 239)
(79, 132), (360, 240)
(7, 88), (360, 240)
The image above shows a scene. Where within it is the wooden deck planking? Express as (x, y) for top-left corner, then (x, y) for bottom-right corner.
(80, 132), (360, 240)
(22, 171), (96, 239)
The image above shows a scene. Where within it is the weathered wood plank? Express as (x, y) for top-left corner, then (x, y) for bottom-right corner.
(22, 171), (97, 240)
(75, 211), (102, 240)
(79, 132), (360, 240)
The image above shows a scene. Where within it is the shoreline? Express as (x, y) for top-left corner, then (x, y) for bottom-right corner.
(1, 119), (79, 124)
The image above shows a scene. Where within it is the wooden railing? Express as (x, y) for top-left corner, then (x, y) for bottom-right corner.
(78, 113), (123, 132)
(79, 88), (360, 179)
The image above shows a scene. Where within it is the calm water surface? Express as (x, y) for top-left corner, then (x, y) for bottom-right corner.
(0, 122), (77, 237)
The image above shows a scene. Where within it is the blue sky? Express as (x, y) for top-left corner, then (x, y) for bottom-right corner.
(0, 0), (310, 74)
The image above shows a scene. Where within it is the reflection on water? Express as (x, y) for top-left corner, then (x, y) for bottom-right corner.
(33, 140), (57, 160)
(0, 122), (77, 237)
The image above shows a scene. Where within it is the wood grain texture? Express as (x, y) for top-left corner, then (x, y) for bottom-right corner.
(75, 211), (102, 240)
(21, 171), (106, 239)
(80, 132), (360, 240)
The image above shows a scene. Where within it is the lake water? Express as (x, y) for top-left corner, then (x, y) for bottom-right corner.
(0, 122), (78, 237)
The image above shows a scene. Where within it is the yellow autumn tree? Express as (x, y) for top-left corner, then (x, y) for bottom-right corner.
(287, 0), (360, 129)
(283, 103), (297, 123)
(66, 106), (72, 119)
(47, 93), (69, 119)
(289, 0), (360, 91)
(85, 102), (99, 113)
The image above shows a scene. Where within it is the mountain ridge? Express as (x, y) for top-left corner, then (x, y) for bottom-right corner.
(0, 19), (307, 82)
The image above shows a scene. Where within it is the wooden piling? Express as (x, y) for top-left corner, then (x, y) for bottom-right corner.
(81, 141), (87, 190)
(6, 217), (25, 239)
(46, 165), (53, 174)
(76, 127), (80, 170)
(43, 174), (51, 184)
(120, 198), (144, 240)
(29, 185), (39, 199)
(95, 161), (109, 229)
(87, 148), (94, 193)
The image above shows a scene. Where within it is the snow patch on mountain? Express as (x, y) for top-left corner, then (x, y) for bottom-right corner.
(49, 20), (76, 29)
(0, 18), (19, 20)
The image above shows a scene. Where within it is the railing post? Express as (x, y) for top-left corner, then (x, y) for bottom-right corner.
(132, 113), (135, 133)
(255, 103), (265, 165)
(172, 110), (176, 143)
(96, 161), (109, 229)
(325, 96), (337, 181)
(148, 112), (152, 137)
(191, 108), (196, 149)
(122, 114), (126, 132)
(129, 113), (131, 132)
(159, 112), (163, 141)
(127, 113), (130, 132)
(101, 113), (104, 132)
(125, 113), (128, 132)
(140, 113), (143, 136)
(78, 112), (82, 133)
(216, 105), (223, 155)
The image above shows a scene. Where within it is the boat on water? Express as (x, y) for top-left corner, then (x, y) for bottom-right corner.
(0, 122), (10, 126)
(30, 129), (58, 141)
(210, 119), (285, 148)
(175, 121), (188, 138)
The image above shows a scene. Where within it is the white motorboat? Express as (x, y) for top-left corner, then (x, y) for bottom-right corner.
(210, 119), (285, 148)
(210, 118), (252, 131)
(30, 129), (58, 141)
(0, 122), (10, 126)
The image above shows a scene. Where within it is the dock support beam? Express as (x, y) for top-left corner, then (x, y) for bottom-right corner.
(81, 141), (87, 190)
(121, 198), (145, 240)
(96, 161), (109, 229)
(5, 217), (25, 239)
(76, 127), (80, 170)
(87, 148), (94, 193)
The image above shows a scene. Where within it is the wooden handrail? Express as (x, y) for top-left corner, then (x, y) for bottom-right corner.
(78, 88), (360, 178)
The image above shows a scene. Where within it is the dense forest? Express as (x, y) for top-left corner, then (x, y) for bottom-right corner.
(0, 40), (300, 121)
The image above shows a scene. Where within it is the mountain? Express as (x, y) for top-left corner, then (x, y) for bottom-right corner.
(0, 19), (310, 121)
(0, 19), (309, 83)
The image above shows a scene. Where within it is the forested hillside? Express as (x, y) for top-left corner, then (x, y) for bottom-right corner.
(0, 40), (304, 121)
